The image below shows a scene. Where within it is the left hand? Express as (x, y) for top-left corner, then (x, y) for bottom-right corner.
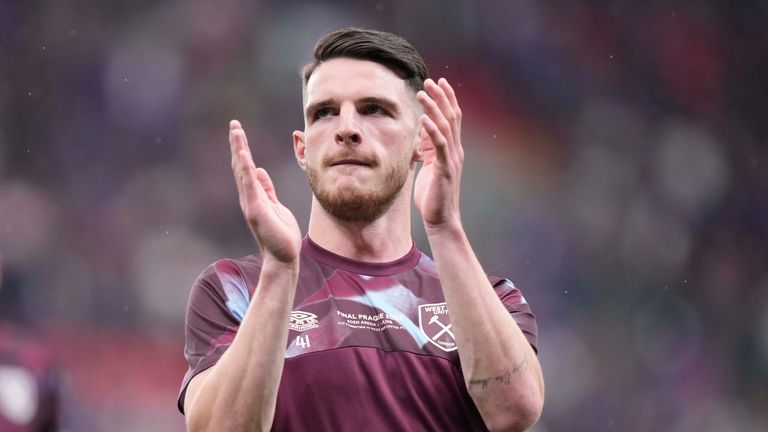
(414, 78), (465, 231)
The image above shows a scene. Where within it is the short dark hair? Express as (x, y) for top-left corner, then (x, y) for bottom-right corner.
(301, 27), (428, 95)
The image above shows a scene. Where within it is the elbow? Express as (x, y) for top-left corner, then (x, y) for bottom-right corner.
(507, 395), (544, 432)
(481, 392), (544, 432)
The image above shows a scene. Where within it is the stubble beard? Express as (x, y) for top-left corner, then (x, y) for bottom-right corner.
(308, 159), (410, 224)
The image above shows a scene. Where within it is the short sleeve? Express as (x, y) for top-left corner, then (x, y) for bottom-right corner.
(490, 277), (539, 354)
(177, 259), (257, 413)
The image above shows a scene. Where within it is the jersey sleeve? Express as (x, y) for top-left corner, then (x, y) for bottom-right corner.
(490, 277), (539, 354)
(177, 258), (257, 413)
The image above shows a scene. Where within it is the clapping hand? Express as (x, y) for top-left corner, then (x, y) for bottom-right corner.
(413, 78), (464, 232)
(229, 120), (301, 264)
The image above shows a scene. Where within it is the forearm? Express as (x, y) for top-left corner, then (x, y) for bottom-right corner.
(186, 258), (298, 432)
(426, 224), (544, 431)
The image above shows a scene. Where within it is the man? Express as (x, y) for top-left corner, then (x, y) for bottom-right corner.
(178, 27), (544, 431)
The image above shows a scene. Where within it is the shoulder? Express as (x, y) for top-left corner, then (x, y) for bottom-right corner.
(413, 252), (508, 286)
(189, 253), (264, 303)
(197, 253), (263, 284)
(487, 276), (528, 300)
(185, 254), (264, 323)
(488, 275), (514, 289)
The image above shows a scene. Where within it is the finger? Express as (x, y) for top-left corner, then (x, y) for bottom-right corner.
(229, 120), (253, 162)
(230, 127), (251, 180)
(436, 79), (464, 162)
(229, 123), (244, 166)
(229, 120), (270, 206)
(235, 149), (268, 206)
(436, 79), (463, 159)
(424, 79), (456, 126)
(417, 90), (453, 144)
(437, 78), (462, 122)
(420, 114), (448, 166)
(255, 167), (279, 204)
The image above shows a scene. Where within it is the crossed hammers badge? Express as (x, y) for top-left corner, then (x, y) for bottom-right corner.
(418, 302), (458, 352)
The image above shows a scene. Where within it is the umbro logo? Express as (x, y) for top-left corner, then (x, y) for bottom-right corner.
(289, 310), (319, 332)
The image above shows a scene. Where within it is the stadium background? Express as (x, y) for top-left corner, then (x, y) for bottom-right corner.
(1, 0), (767, 430)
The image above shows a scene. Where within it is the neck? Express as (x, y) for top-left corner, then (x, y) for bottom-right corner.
(307, 190), (413, 263)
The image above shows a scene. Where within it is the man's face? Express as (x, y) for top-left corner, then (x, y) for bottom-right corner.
(293, 58), (422, 223)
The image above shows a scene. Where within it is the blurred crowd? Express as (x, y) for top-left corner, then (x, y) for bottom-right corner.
(1, 0), (766, 430)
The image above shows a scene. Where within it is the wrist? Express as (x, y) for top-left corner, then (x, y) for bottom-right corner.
(257, 257), (300, 303)
(261, 255), (300, 277)
(424, 217), (465, 240)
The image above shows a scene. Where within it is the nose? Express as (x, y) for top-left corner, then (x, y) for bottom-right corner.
(335, 105), (362, 145)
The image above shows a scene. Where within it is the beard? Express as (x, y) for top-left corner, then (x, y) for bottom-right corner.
(307, 154), (410, 223)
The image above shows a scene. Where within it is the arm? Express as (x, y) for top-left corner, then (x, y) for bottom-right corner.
(426, 227), (543, 431)
(415, 79), (544, 431)
(184, 120), (301, 432)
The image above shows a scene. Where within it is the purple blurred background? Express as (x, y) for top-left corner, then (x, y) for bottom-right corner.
(1, 0), (767, 430)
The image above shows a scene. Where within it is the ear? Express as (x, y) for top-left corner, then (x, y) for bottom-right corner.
(412, 127), (428, 162)
(293, 130), (307, 171)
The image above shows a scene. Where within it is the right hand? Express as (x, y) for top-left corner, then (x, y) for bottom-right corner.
(229, 120), (301, 264)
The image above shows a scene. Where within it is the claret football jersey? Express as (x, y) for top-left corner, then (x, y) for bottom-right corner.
(179, 236), (538, 431)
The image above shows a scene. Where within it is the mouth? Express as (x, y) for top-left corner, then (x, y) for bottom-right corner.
(330, 159), (373, 167)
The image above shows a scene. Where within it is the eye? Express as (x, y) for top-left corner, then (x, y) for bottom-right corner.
(313, 107), (334, 120)
(361, 104), (387, 116)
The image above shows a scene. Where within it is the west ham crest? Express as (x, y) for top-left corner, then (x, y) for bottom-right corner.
(418, 302), (457, 352)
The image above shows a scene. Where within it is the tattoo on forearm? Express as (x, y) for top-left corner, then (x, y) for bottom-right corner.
(467, 351), (529, 391)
